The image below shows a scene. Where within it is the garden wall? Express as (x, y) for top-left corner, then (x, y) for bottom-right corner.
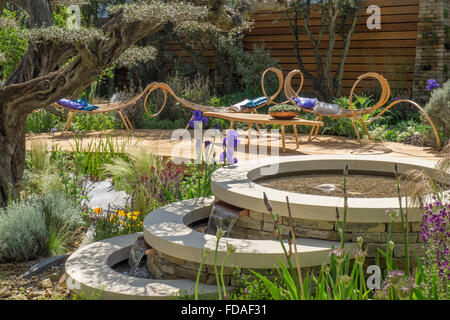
(165, 0), (421, 96)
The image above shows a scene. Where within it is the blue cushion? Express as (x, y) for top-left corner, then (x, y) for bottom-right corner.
(57, 98), (98, 111)
(313, 102), (341, 115)
(245, 96), (268, 108)
(75, 98), (99, 111)
(292, 97), (317, 109)
(57, 98), (84, 110)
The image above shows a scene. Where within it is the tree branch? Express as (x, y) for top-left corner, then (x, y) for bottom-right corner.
(323, 0), (340, 99)
(286, 4), (316, 93)
(333, 7), (358, 97)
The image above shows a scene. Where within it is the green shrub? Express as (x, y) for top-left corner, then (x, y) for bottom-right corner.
(26, 110), (61, 133)
(138, 114), (187, 129)
(41, 193), (84, 230)
(145, 72), (208, 122)
(69, 112), (123, 131)
(0, 200), (47, 262)
(0, 193), (83, 262)
(230, 44), (279, 93)
(26, 109), (123, 134)
(425, 80), (450, 138)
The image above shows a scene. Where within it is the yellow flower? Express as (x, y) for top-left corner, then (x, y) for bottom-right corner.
(117, 210), (125, 217)
(120, 220), (124, 225)
(133, 211), (140, 216)
(127, 213), (132, 219)
(132, 216), (137, 221)
(94, 208), (102, 214)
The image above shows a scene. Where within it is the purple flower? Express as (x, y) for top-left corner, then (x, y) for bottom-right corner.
(188, 110), (208, 128)
(204, 140), (212, 148)
(51, 127), (58, 133)
(223, 130), (240, 148)
(220, 130), (240, 165)
(426, 79), (440, 91)
(421, 200), (449, 280)
(220, 151), (238, 165)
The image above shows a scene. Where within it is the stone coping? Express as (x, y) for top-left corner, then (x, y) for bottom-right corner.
(211, 155), (443, 223)
(143, 198), (353, 269)
(65, 233), (218, 299)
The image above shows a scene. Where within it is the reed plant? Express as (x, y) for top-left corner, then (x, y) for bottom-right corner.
(71, 133), (135, 179)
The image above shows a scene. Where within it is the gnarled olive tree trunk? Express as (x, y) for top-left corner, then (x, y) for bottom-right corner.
(0, 0), (165, 204)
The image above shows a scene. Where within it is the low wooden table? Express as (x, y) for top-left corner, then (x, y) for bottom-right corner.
(203, 112), (324, 152)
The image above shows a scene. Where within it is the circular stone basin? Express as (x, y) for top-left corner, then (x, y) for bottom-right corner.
(211, 155), (447, 223)
(143, 197), (348, 270)
(65, 233), (218, 299)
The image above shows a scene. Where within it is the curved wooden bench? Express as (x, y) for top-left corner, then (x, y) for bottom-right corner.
(284, 70), (441, 149)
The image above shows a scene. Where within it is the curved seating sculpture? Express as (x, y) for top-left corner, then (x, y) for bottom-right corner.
(53, 82), (161, 132)
(142, 67), (301, 129)
(284, 70), (441, 149)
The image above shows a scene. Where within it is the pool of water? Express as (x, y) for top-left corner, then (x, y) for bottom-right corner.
(112, 257), (152, 279)
(256, 171), (406, 198)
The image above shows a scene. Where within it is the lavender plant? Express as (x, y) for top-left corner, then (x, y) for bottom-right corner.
(420, 199), (449, 299)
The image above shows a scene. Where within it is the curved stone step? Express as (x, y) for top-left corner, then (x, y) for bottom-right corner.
(143, 198), (357, 270)
(65, 233), (218, 299)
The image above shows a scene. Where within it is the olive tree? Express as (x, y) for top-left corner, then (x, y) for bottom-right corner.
(0, 0), (285, 205)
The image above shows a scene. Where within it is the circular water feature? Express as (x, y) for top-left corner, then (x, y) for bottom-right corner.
(211, 155), (447, 223)
(255, 170), (406, 198)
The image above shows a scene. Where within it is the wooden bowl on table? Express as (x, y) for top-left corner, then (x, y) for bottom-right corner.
(269, 111), (299, 120)
(268, 105), (300, 120)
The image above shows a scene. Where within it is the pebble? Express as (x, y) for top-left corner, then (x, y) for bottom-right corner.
(49, 272), (60, 282)
(0, 287), (11, 298)
(39, 278), (53, 289)
(27, 290), (44, 299)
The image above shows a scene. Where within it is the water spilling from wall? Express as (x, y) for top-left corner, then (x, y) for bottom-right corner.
(207, 203), (240, 237)
(128, 236), (150, 277)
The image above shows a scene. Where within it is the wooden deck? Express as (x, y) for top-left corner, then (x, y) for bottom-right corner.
(26, 129), (444, 163)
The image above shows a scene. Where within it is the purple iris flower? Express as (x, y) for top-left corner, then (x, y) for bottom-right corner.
(426, 79), (440, 91)
(51, 127), (58, 133)
(220, 151), (238, 164)
(222, 130), (240, 148)
(188, 110), (208, 128)
(220, 129), (240, 165)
